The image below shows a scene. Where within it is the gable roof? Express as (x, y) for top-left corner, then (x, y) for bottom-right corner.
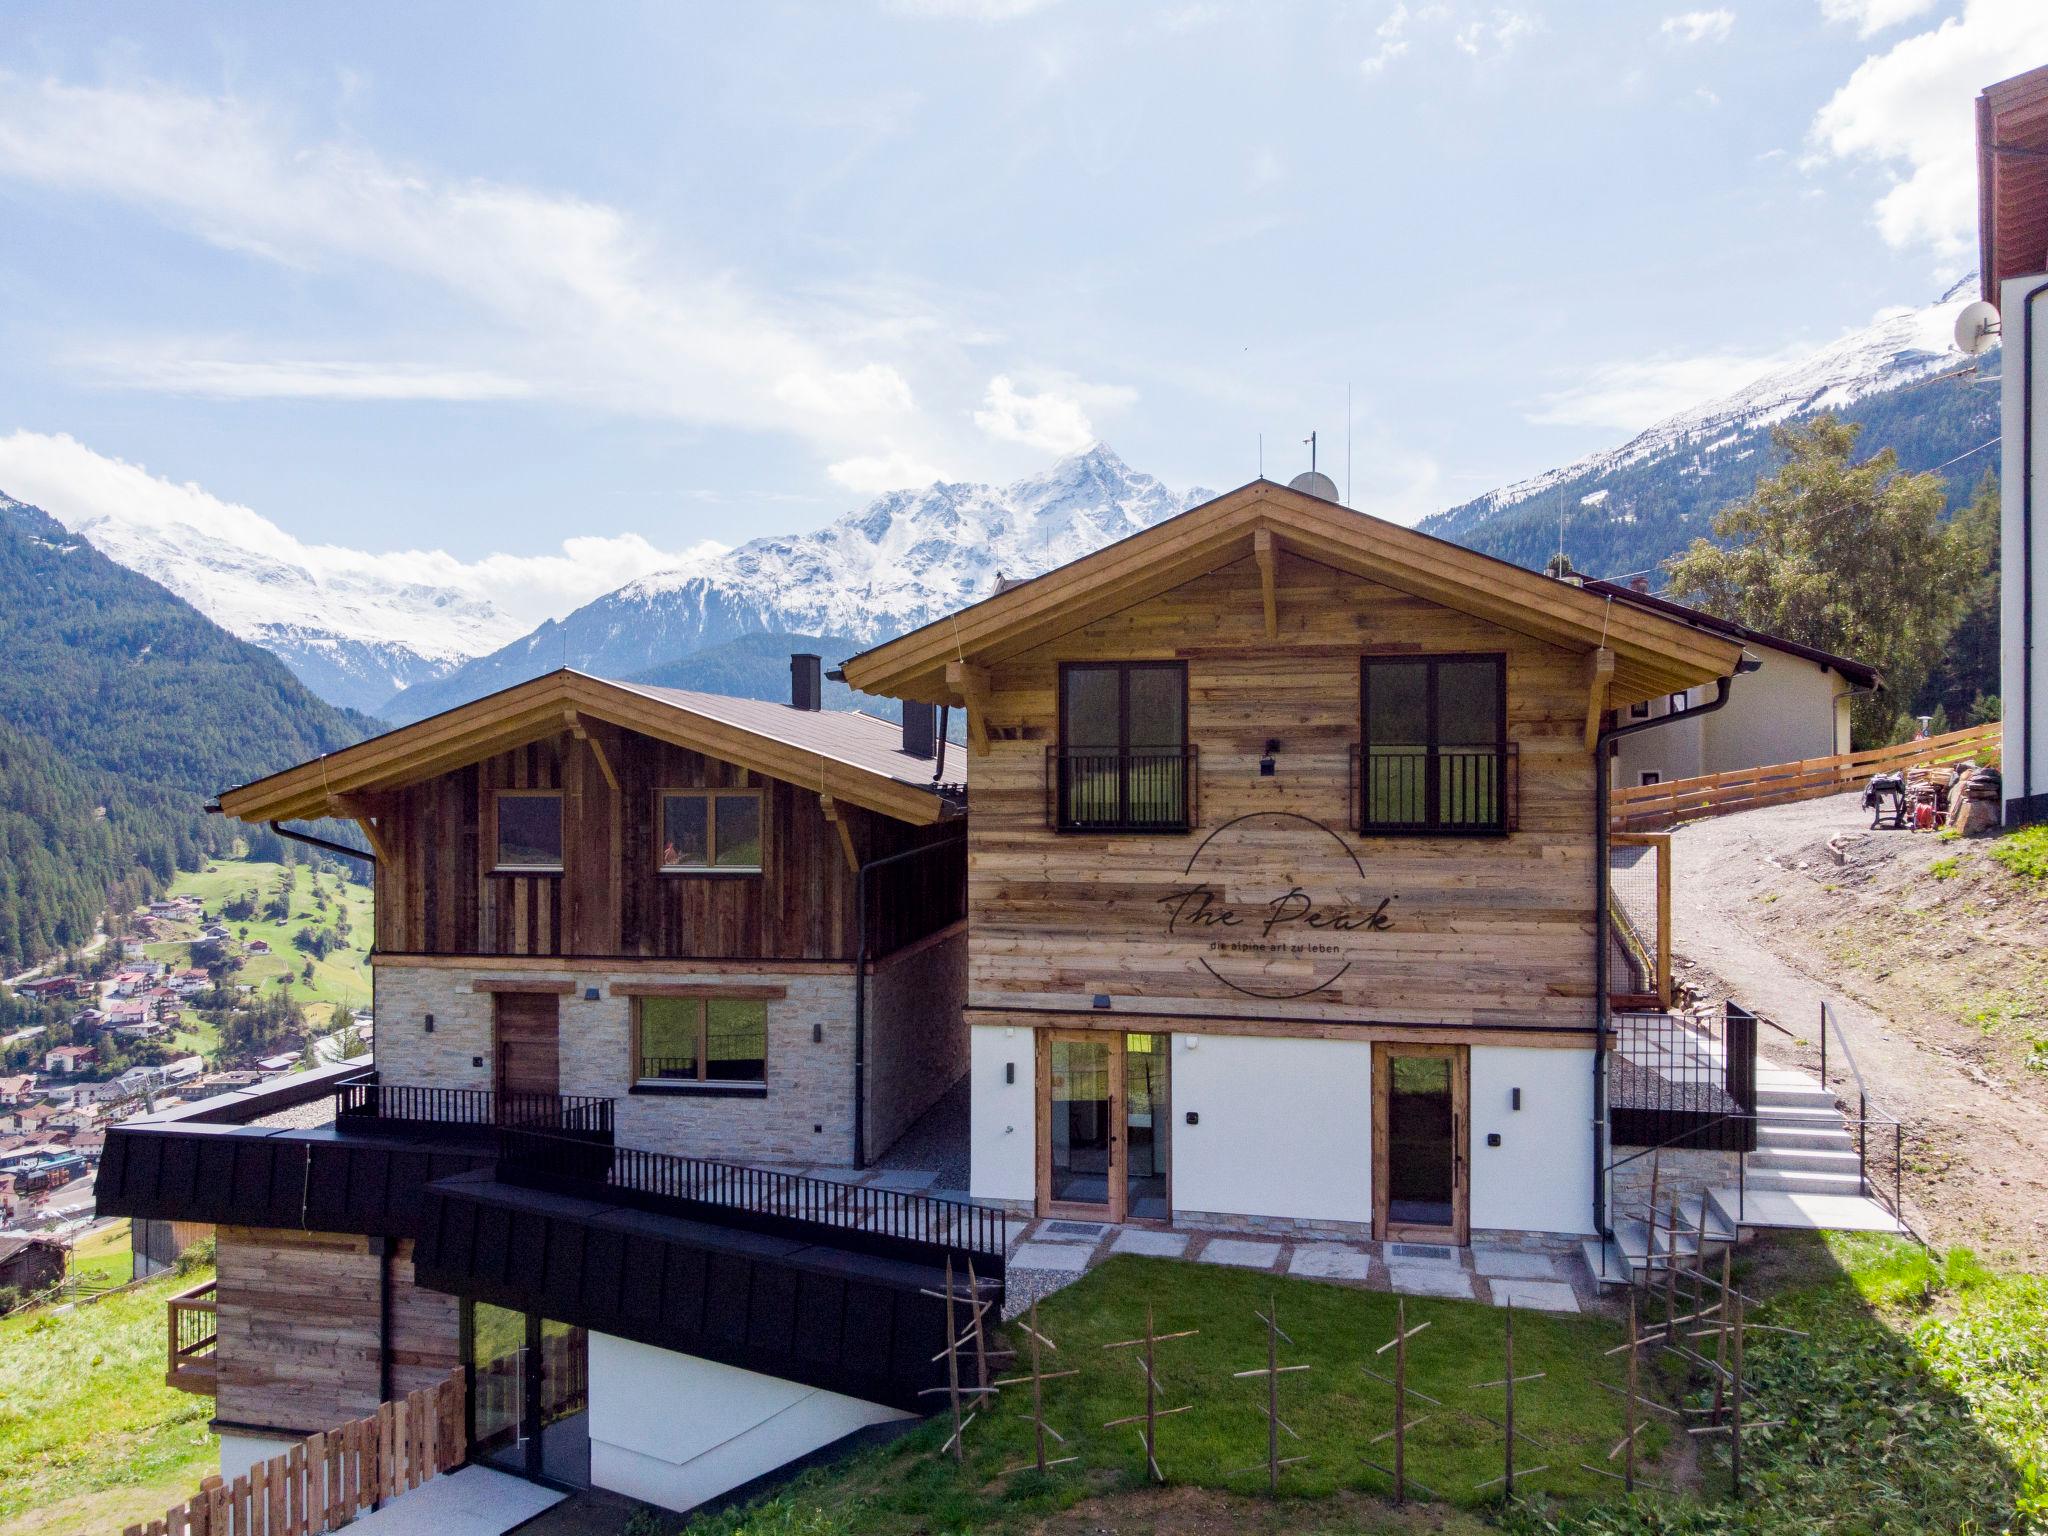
(1581, 579), (1881, 690)
(841, 480), (1744, 706)
(215, 669), (963, 828)
(1978, 62), (2048, 302)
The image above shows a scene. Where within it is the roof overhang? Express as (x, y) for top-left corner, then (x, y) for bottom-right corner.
(841, 481), (1744, 706)
(1979, 63), (2048, 302)
(217, 670), (955, 828)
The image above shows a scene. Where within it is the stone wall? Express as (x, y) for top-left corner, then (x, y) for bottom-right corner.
(373, 962), (861, 1167)
(862, 927), (968, 1162)
(1608, 1144), (1739, 1225)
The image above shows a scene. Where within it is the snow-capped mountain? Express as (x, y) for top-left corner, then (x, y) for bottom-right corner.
(13, 472), (528, 714)
(383, 444), (1210, 722)
(1423, 278), (1997, 576)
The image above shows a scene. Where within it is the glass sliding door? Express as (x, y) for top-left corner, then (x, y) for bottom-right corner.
(1045, 1035), (1117, 1216)
(1373, 1044), (1469, 1243)
(466, 1303), (590, 1487)
(1123, 1033), (1170, 1222)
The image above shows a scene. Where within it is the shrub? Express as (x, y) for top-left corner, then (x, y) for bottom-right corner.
(1990, 823), (2048, 881)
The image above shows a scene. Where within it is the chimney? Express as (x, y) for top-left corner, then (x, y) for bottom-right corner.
(789, 653), (822, 711)
(900, 700), (936, 759)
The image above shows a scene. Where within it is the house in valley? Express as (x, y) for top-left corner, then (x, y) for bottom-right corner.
(97, 665), (983, 1510)
(842, 477), (1746, 1242)
(0, 1234), (65, 1296)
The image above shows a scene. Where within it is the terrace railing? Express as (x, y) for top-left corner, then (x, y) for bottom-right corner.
(495, 1124), (1006, 1279)
(165, 1279), (218, 1393)
(1349, 742), (1518, 835)
(1608, 1002), (1758, 1152)
(335, 1079), (613, 1139)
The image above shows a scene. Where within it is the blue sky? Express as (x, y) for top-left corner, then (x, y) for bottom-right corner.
(0, 0), (2040, 625)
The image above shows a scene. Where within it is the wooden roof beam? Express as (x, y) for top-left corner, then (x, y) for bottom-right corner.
(820, 795), (861, 875)
(565, 710), (621, 796)
(946, 660), (995, 757)
(1584, 648), (1616, 754)
(1254, 525), (1279, 639)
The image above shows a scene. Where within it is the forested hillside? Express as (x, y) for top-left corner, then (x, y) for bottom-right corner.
(0, 493), (374, 972)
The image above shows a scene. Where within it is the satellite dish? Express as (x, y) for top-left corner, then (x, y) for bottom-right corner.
(1954, 298), (2001, 357)
(1288, 470), (1340, 502)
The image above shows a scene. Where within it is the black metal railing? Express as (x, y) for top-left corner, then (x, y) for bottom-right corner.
(1608, 1002), (1757, 1151)
(495, 1124), (1006, 1276)
(1349, 742), (1516, 835)
(336, 1080), (614, 1138)
(1046, 746), (1198, 832)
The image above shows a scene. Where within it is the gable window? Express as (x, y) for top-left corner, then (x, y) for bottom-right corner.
(659, 789), (764, 873)
(1629, 700), (1650, 720)
(633, 995), (768, 1091)
(1667, 691), (1690, 714)
(493, 791), (563, 872)
(1054, 661), (1193, 832)
(1359, 654), (1508, 834)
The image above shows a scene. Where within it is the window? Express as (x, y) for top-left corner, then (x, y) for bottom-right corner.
(633, 995), (767, 1088)
(1667, 691), (1690, 714)
(1629, 700), (1650, 721)
(659, 790), (764, 872)
(1359, 654), (1507, 834)
(1054, 662), (1191, 831)
(1639, 771), (1662, 788)
(493, 791), (563, 872)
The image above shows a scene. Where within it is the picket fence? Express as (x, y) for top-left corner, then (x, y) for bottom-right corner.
(1610, 721), (2001, 831)
(122, 1372), (466, 1536)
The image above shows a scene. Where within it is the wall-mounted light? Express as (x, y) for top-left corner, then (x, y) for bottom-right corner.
(584, 986), (600, 1002)
(1092, 994), (1111, 1010)
(1511, 1087), (1522, 1111)
(1005, 1062), (1015, 1085)
(423, 1013), (435, 1034)
(813, 1022), (823, 1043)
(1259, 739), (1280, 777)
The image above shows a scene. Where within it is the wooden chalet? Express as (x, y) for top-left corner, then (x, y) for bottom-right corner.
(843, 477), (1744, 1243)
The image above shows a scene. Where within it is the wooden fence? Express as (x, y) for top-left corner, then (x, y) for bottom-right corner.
(122, 1372), (465, 1536)
(1610, 722), (2001, 831)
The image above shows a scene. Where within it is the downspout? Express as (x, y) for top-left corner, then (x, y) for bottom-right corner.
(851, 830), (968, 1169)
(1591, 660), (1758, 1237)
(2021, 280), (2048, 813)
(265, 820), (376, 867)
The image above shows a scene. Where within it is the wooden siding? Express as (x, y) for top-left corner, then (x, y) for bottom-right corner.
(373, 721), (961, 962)
(214, 1227), (456, 1435)
(969, 549), (1599, 1033)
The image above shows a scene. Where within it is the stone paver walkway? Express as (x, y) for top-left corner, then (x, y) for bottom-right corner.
(996, 1217), (1593, 1319)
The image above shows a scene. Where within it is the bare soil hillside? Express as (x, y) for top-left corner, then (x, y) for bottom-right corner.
(1666, 793), (2048, 1268)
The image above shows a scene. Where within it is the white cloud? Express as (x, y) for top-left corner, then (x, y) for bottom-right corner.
(827, 448), (949, 493)
(0, 430), (725, 633)
(1453, 8), (1538, 56)
(1661, 9), (1735, 44)
(1696, 86), (1722, 107)
(1526, 349), (1804, 433)
(1818, 0), (1937, 38)
(0, 74), (948, 471)
(1809, 0), (2048, 256)
(973, 373), (1137, 455)
(1361, 4), (1413, 75)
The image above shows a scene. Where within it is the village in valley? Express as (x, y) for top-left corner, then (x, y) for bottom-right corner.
(2, 8), (2047, 1536)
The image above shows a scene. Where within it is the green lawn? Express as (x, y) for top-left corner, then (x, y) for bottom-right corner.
(144, 858), (372, 1029)
(66, 1222), (132, 1291)
(0, 1267), (218, 1536)
(670, 1238), (2044, 1536)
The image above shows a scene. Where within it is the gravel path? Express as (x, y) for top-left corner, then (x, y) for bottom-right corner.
(1665, 792), (2048, 1266)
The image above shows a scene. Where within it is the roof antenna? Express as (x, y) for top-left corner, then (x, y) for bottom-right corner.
(1345, 384), (1352, 507)
(1303, 430), (1317, 473)
(1258, 432), (1263, 479)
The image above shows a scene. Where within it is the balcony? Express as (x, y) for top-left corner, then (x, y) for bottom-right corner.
(336, 1080), (614, 1141)
(165, 1279), (217, 1393)
(1045, 745), (1198, 833)
(1349, 742), (1518, 836)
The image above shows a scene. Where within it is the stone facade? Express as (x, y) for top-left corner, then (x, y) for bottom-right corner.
(375, 955), (964, 1169)
(1608, 1144), (1739, 1223)
(862, 927), (968, 1162)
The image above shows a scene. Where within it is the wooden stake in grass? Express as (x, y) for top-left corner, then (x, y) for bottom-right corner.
(1102, 1301), (1197, 1484)
(1468, 1299), (1549, 1499)
(1359, 1298), (1436, 1505)
(992, 1299), (1080, 1477)
(1229, 1295), (1312, 1493)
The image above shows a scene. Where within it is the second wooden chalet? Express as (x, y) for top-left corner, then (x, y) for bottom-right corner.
(842, 477), (1746, 1245)
(215, 661), (969, 1168)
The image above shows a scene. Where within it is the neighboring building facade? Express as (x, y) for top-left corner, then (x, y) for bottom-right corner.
(1586, 580), (1876, 790)
(1980, 64), (2048, 825)
(843, 478), (1743, 1245)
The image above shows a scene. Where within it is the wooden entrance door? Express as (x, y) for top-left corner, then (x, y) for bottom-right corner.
(1372, 1043), (1469, 1245)
(1038, 1032), (1124, 1222)
(493, 992), (560, 1099)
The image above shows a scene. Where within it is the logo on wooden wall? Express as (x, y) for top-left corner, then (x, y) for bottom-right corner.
(1158, 811), (1395, 1001)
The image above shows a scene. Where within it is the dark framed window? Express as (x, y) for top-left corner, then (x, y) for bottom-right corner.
(1667, 691), (1690, 714)
(1054, 661), (1192, 831)
(658, 789), (764, 873)
(632, 995), (767, 1087)
(1639, 771), (1662, 788)
(1359, 654), (1508, 834)
(1629, 700), (1650, 720)
(493, 791), (563, 872)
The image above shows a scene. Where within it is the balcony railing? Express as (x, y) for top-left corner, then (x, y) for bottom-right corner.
(1046, 745), (1198, 832)
(495, 1124), (1006, 1277)
(165, 1279), (217, 1393)
(1349, 742), (1517, 835)
(1608, 1002), (1758, 1151)
(336, 1080), (614, 1138)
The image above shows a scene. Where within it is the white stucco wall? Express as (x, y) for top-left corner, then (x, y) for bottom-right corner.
(586, 1332), (910, 1514)
(1468, 1045), (1595, 1235)
(1610, 651), (1856, 790)
(217, 1430), (299, 1484)
(1169, 1033), (1373, 1226)
(2004, 273), (2048, 819)
(969, 1023), (1035, 1203)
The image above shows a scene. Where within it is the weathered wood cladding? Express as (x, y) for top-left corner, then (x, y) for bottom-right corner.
(372, 722), (961, 962)
(969, 550), (1599, 1032)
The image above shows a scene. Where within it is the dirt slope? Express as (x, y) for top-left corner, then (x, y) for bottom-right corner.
(1665, 792), (2048, 1268)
